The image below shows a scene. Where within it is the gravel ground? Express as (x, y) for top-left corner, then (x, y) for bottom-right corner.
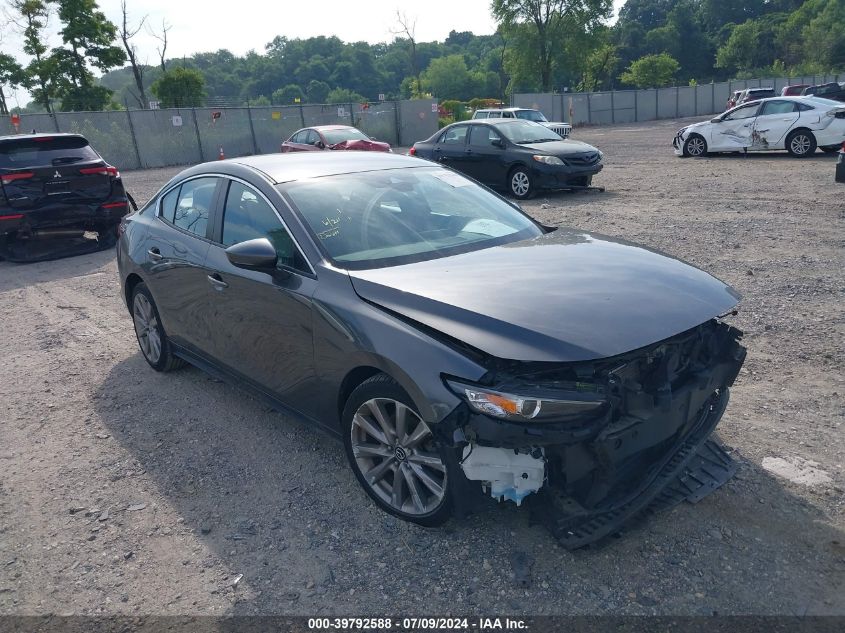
(1, 118), (843, 617)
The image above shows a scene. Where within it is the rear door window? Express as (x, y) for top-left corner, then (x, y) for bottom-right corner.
(441, 126), (469, 145)
(0, 136), (99, 168)
(169, 177), (218, 238)
(760, 100), (797, 116)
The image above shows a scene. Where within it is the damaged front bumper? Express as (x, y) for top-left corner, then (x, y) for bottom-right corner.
(439, 319), (746, 548)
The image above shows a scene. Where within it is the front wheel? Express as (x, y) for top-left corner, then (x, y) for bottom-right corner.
(786, 130), (816, 157)
(343, 374), (452, 526)
(508, 167), (534, 199)
(683, 135), (708, 157)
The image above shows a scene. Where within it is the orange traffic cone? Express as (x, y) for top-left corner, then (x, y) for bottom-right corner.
(218, 146), (225, 160)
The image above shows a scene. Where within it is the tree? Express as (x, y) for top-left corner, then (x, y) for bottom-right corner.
(12, 0), (56, 113)
(272, 84), (304, 104)
(326, 87), (366, 104)
(151, 67), (205, 107)
(118, 0), (147, 108)
(579, 43), (619, 91)
(491, 0), (612, 91)
(306, 79), (330, 103)
(391, 12), (420, 97)
(52, 0), (126, 110)
(148, 18), (171, 73)
(0, 54), (25, 115)
(620, 52), (679, 88)
(421, 55), (478, 100)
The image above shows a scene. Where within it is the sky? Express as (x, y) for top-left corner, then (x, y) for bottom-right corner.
(0, 0), (627, 107)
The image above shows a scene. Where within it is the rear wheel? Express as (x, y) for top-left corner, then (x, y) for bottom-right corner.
(683, 134), (708, 157)
(343, 374), (452, 526)
(131, 283), (185, 372)
(786, 130), (816, 157)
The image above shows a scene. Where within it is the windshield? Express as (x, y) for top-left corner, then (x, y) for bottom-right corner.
(322, 128), (369, 145)
(515, 110), (548, 122)
(497, 120), (562, 144)
(281, 167), (543, 270)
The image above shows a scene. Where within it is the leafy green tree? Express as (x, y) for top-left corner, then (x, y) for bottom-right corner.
(52, 0), (126, 110)
(272, 84), (304, 104)
(13, 0), (57, 112)
(579, 43), (619, 91)
(620, 52), (679, 88)
(151, 67), (206, 107)
(420, 55), (481, 100)
(326, 87), (366, 104)
(715, 16), (785, 73)
(306, 80), (330, 103)
(0, 53), (25, 115)
(491, 0), (613, 91)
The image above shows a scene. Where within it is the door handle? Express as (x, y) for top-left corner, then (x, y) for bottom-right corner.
(147, 247), (162, 262)
(207, 273), (228, 290)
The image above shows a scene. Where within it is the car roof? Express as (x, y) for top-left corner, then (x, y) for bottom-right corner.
(0, 132), (86, 143)
(476, 107), (534, 112)
(228, 152), (427, 184)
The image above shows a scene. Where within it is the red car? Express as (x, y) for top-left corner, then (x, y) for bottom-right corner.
(781, 84), (810, 96)
(280, 125), (391, 153)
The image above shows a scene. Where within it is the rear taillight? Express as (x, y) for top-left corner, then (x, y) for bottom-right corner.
(79, 165), (120, 178)
(0, 213), (24, 221)
(408, 147), (416, 156)
(1, 172), (35, 186)
(101, 201), (128, 209)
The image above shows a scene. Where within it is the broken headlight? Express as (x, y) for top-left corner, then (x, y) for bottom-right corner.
(445, 379), (606, 423)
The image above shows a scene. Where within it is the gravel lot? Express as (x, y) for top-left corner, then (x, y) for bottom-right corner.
(1, 118), (843, 617)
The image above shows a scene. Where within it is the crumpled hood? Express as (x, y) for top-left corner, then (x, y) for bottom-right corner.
(330, 139), (391, 152)
(680, 119), (714, 134)
(348, 229), (741, 362)
(520, 139), (598, 156)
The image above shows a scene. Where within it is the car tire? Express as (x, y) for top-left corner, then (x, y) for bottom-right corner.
(786, 130), (817, 157)
(342, 373), (453, 527)
(130, 282), (186, 372)
(508, 166), (534, 199)
(683, 134), (708, 157)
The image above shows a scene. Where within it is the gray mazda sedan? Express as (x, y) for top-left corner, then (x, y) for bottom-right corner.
(117, 153), (746, 547)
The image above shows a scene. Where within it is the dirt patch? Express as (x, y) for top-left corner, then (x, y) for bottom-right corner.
(1, 119), (843, 616)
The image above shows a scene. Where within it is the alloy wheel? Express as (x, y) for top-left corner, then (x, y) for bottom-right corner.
(511, 171), (530, 197)
(350, 398), (447, 516)
(790, 134), (811, 156)
(687, 137), (706, 156)
(133, 293), (161, 364)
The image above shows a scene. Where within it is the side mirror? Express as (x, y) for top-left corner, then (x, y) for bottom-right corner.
(491, 138), (505, 148)
(225, 238), (278, 271)
(316, 141), (325, 149)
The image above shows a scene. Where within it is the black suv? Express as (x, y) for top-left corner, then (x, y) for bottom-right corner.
(0, 133), (129, 262)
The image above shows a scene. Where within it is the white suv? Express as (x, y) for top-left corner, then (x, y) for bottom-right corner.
(472, 108), (572, 139)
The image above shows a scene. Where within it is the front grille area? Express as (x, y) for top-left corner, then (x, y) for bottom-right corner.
(567, 152), (600, 165)
(549, 125), (571, 138)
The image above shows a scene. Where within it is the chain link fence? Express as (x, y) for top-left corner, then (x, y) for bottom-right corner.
(0, 100), (438, 171)
(515, 74), (843, 126)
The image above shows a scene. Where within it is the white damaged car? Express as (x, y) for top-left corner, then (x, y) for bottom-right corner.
(674, 96), (845, 158)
